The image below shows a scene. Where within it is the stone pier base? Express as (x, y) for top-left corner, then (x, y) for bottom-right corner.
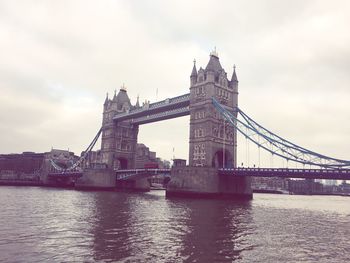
(166, 166), (252, 200)
(75, 168), (115, 190)
(116, 178), (151, 192)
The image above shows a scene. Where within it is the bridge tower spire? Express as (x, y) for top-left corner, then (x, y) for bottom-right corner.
(230, 64), (239, 167)
(190, 59), (197, 86)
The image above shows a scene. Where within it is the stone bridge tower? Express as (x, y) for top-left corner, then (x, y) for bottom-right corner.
(167, 51), (252, 199)
(101, 86), (139, 169)
(189, 50), (238, 168)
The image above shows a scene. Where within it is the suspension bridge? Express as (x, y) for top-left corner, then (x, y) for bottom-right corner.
(45, 51), (350, 198)
(48, 96), (350, 180)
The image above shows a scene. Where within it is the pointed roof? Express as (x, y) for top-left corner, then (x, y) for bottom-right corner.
(104, 92), (109, 105)
(205, 53), (223, 73)
(231, 65), (238, 82)
(135, 95), (140, 107)
(112, 89), (117, 101)
(115, 86), (131, 107)
(190, 59), (197, 77)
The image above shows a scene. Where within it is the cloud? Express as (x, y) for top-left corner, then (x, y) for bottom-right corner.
(0, 0), (350, 165)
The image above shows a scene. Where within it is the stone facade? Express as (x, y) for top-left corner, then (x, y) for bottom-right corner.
(167, 51), (252, 199)
(188, 51), (238, 168)
(167, 166), (252, 199)
(101, 86), (140, 169)
(76, 168), (116, 190)
(83, 143), (169, 169)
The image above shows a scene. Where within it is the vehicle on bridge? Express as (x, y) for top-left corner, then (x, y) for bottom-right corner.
(144, 162), (159, 169)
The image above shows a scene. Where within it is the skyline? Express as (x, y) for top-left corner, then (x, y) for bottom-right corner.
(1, 0), (350, 165)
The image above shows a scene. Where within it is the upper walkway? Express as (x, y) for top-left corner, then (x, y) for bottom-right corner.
(113, 93), (190, 124)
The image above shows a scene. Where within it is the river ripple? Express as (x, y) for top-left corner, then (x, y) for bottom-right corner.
(0, 186), (349, 262)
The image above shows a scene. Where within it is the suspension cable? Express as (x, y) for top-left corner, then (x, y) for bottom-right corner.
(49, 127), (102, 172)
(212, 97), (350, 169)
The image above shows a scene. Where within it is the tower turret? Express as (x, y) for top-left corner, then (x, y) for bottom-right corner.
(190, 59), (197, 86)
(205, 49), (223, 83)
(115, 84), (131, 112)
(135, 95), (140, 108)
(230, 65), (239, 109)
(230, 65), (238, 86)
(104, 92), (109, 109)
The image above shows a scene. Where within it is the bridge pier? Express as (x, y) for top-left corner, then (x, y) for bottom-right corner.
(166, 166), (252, 200)
(116, 178), (150, 192)
(75, 168), (115, 190)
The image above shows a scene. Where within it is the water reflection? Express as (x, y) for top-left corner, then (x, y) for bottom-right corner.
(90, 191), (133, 261)
(178, 199), (253, 262)
(90, 191), (253, 262)
(1, 188), (349, 262)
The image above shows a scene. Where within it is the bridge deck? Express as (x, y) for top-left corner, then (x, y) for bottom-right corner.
(219, 167), (350, 180)
(48, 167), (350, 180)
(48, 171), (83, 178)
(116, 168), (171, 180)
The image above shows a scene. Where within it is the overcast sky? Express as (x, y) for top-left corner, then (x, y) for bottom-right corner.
(1, 0), (350, 166)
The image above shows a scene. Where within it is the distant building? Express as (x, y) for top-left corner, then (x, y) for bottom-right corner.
(0, 152), (44, 177)
(135, 143), (169, 169)
(252, 177), (289, 191)
(339, 181), (350, 194)
(47, 149), (78, 168)
(173, 159), (186, 167)
(324, 179), (337, 186)
(322, 184), (338, 194)
(288, 179), (323, 195)
(0, 149), (78, 180)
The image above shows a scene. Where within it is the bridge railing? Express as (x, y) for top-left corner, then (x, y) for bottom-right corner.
(220, 167), (350, 173)
(115, 168), (171, 180)
(115, 168), (171, 174)
(219, 167), (350, 180)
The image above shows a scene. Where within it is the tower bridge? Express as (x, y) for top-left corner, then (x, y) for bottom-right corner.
(46, 51), (350, 198)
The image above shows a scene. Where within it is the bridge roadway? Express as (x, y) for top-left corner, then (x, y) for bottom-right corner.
(48, 167), (350, 181)
(116, 168), (171, 180)
(48, 171), (83, 178)
(219, 167), (350, 180)
(116, 167), (350, 181)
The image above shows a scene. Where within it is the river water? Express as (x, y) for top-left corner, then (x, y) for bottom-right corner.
(0, 186), (349, 262)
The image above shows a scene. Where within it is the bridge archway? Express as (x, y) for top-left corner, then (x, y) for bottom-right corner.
(115, 158), (128, 170)
(212, 149), (233, 168)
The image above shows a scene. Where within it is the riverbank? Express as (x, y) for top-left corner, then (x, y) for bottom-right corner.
(0, 180), (43, 187)
(1, 180), (349, 197)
